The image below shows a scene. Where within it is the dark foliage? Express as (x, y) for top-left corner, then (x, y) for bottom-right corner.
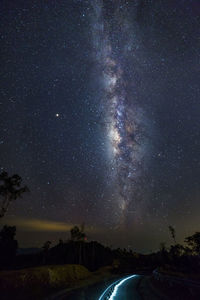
(70, 224), (86, 241)
(0, 225), (18, 268)
(1, 226), (200, 280)
(39, 240), (112, 271)
(185, 232), (200, 255)
(0, 171), (29, 218)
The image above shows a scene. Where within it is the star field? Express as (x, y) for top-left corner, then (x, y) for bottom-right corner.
(0, 0), (200, 251)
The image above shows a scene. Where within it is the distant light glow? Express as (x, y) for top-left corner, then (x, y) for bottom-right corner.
(98, 275), (137, 300)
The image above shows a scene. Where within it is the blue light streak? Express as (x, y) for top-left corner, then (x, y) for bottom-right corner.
(98, 275), (137, 300)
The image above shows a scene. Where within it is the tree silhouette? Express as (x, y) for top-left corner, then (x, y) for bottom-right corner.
(0, 171), (29, 218)
(0, 225), (17, 241)
(170, 244), (185, 258)
(42, 241), (51, 264)
(168, 225), (176, 244)
(160, 242), (167, 252)
(185, 232), (200, 255)
(70, 224), (87, 265)
(70, 224), (86, 241)
(42, 240), (51, 252)
(0, 225), (18, 267)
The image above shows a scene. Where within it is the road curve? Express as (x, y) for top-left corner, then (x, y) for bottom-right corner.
(49, 274), (142, 300)
(98, 274), (142, 300)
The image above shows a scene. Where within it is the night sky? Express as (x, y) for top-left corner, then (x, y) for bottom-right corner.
(1, 0), (200, 252)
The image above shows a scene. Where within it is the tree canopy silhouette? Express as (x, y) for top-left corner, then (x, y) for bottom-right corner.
(0, 171), (29, 218)
(0, 225), (18, 267)
(70, 224), (86, 241)
(185, 232), (200, 255)
(169, 225), (176, 244)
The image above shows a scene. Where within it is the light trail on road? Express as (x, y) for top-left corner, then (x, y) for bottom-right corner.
(98, 274), (138, 300)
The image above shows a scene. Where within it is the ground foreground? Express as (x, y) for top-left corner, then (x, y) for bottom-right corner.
(0, 264), (114, 300)
(1, 265), (200, 299)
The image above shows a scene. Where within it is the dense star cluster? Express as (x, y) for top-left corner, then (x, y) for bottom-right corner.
(0, 0), (200, 251)
(92, 0), (149, 221)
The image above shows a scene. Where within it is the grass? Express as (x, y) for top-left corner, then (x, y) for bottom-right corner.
(0, 264), (91, 299)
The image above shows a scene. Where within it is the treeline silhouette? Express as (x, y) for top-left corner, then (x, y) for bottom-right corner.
(0, 171), (200, 277)
(0, 225), (114, 271)
(0, 224), (200, 277)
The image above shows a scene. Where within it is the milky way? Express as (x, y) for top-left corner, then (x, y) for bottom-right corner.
(1, 0), (199, 250)
(92, 0), (149, 222)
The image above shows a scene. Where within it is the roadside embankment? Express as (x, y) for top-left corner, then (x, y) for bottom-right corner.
(0, 264), (114, 300)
